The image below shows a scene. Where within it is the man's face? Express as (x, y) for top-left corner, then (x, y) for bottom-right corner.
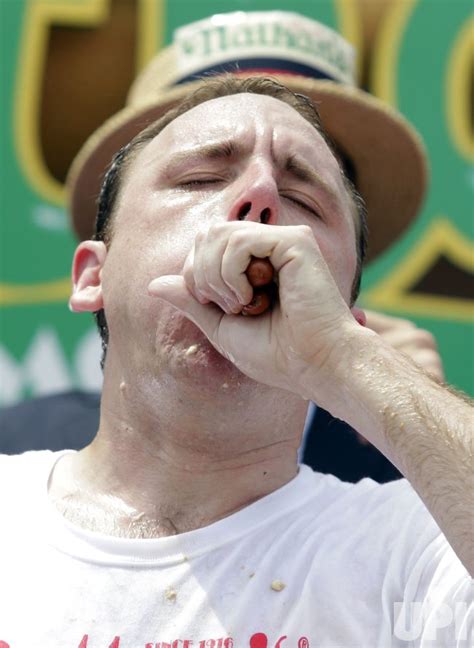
(100, 93), (358, 388)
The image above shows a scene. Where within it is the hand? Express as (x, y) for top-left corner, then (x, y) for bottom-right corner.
(148, 221), (359, 397)
(365, 310), (445, 382)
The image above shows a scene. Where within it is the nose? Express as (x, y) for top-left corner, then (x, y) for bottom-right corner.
(228, 164), (279, 225)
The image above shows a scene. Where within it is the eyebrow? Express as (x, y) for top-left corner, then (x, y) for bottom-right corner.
(162, 140), (241, 176)
(284, 155), (339, 203)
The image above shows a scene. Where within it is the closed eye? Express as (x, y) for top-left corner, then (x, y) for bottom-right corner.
(178, 178), (223, 188)
(282, 194), (322, 218)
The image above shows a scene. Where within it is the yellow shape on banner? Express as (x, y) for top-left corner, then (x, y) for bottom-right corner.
(136, 0), (162, 71)
(335, 0), (362, 80)
(15, 0), (108, 206)
(364, 219), (474, 322)
(446, 17), (474, 162)
(15, 0), (163, 207)
(0, 277), (71, 306)
(371, 0), (416, 105)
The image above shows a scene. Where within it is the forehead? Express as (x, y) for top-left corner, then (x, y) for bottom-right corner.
(147, 93), (337, 166)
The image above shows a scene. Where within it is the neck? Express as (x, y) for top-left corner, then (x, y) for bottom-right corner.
(49, 368), (307, 538)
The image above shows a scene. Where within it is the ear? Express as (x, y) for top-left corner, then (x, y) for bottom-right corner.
(350, 306), (366, 327)
(69, 241), (107, 313)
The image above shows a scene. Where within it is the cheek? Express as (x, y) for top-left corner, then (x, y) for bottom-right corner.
(99, 216), (198, 334)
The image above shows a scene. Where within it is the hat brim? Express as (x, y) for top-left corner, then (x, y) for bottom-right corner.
(67, 75), (428, 261)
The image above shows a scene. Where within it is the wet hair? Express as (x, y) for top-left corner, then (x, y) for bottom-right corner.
(92, 75), (368, 368)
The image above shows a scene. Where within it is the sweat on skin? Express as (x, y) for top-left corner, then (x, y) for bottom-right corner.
(63, 93), (361, 535)
(60, 92), (472, 583)
(0, 87), (470, 648)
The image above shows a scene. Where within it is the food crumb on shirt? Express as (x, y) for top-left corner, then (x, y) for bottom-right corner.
(249, 572), (255, 579)
(271, 579), (286, 592)
(164, 587), (177, 602)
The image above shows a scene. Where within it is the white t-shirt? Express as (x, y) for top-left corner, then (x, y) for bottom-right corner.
(0, 451), (471, 648)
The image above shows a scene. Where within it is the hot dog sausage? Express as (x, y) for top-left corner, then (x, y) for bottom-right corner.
(242, 257), (275, 316)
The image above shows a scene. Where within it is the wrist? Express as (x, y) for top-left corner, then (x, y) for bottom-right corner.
(300, 321), (378, 413)
(302, 322), (443, 451)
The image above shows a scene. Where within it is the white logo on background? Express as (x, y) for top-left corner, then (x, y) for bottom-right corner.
(393, 602), (468, 641)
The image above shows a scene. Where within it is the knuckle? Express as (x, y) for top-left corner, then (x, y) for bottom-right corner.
(289, 225), (314, 248)
(208, 281), (222, 294)
(221, 265), (236, 286)
(423, 331), (437, 348)
(296, 224), (313, 238)
(194, 231), (206, 246)
(207, 222), (228, 240)
(398, 318), (416, 330)
(183, 264), (194, 286)
(228, 228), (249, 250)
(415, 330), (437, 349)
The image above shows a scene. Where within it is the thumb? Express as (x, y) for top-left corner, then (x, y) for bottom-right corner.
(148, 275), (223, 340)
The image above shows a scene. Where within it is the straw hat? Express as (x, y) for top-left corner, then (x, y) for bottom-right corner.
(67, 11), (428, 261)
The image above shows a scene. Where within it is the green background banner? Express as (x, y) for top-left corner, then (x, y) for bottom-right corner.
(0, 0), (472, 404)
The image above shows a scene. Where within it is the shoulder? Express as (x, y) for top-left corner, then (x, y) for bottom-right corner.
(300, 468), (470, 609)
(300, 464), (418, 519)
(0, 450), (73, 529)
(0, 450), (64, 493)
(299, 467), (443, 564)
(304, 467), (469, 581)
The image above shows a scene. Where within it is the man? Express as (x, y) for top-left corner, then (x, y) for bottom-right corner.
(0, 75), (471, 648)
(0, 11), (441, 488)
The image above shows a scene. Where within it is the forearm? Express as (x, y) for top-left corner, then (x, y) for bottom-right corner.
(310, 325), (473, 574)
(148, 219), (472, 571)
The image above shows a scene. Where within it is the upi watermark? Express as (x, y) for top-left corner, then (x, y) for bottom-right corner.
(393, 602), (469, 641)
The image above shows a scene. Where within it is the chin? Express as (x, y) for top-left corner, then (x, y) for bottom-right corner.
(154, 314), (247, 389)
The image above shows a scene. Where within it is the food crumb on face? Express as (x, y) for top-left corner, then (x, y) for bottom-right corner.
(185, 344), (199, 356)
(221, 382), (229, 389)
(271, 579), (286, 592)
(164, 587), (177, 602)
